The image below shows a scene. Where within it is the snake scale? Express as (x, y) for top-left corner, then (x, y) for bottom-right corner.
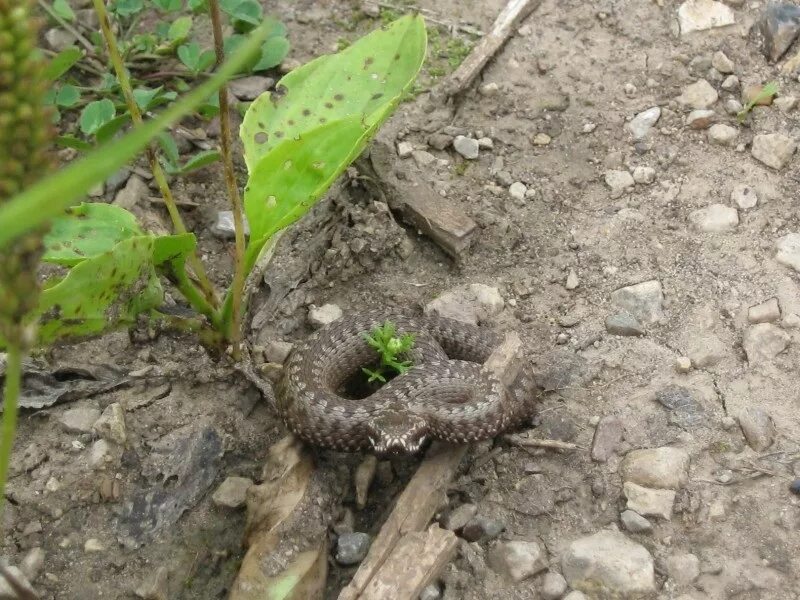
(275, 310), (540, 454)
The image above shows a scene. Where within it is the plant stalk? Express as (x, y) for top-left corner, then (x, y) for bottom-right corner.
(0, 344), (22, 531)
(91, 0), (219, 309)
(208, 0), (247, 354)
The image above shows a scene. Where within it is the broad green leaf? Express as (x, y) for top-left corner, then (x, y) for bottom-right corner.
(243, 117), (368, 271)
(157, 132), (180, 166)
(36, 236), (163, 345)
(43, 47), (82, 81)
(188, 0), (206, 11)
(153, 233), (196, 266)
(178, 42), (200, 71)
(43, 203), (143, 266)
(153, 0), (182, 11)
(221, 0), (261, 27)
(80, 99), (116, 136)
(52, 0), (75, 21)
(253, 35), (289, 72)
(55, 135), (92, 152)
(240, 14), (426, 171)
(133, 86), (163, 111)
(0, 18), (274, 250)
(95, 113), (132, 144)
(55, 84), (80, 107)
(112, 0), (144, 17)
(168, 16), (193, 42)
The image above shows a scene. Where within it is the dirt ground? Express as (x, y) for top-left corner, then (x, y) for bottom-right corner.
(4, 0), (800, 598)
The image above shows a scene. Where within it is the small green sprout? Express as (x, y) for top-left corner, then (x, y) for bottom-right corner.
(361, 321), (416, 383)
(737, 81), (778, 122)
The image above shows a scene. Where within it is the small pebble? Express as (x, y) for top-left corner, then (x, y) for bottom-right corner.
(731, 183), (758, 209)
(748, 298), (780, 323)
(711, 51), (734, 74)
(686, 109), (716, 129)
(212, 476), (252, 509)
(689, 203), (738, 232)
(751, 133), (797, 170)
(707, 124), (738, 146)
(84, 539), (105, 553)
(396, 141), (413, 158)
(632, 166), (656, 184)
(605, 170), (634, 198)
(774, 95), (797, 113)
(442, 503), (477, 531)
(453, 135), (479, 160)
(480, 82), (500, 96)
(621, 509), (653, 533)
(509, 182), (527, 200)
(308, 304), (343, 328)
(721, 75), (739, 91)
(211, 211), (250, 239)
(533, 132), (552, 146)
(591, 415), (624, 463)
(461, 515), (504, 542)
(738, 407), (775, 451)
(336, 532), (371, 565)
(565, 270), (579, 290)
(419, 583), (442, 600)
(605, 313), (644, 336)
(675, 356), (692, 373)
(541, 572), (568, 600)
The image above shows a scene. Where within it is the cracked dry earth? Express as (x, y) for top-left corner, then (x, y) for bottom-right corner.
(4, 0), (800, 598)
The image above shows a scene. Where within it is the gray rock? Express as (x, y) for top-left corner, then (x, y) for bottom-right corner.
(264, 340), (293, 364)
(632, 166), (656, 184)
(605, 170), (634, 198)
(605, 313), (644, 336)
(114, 174), (149, 211)
(565, 269), (579, 290)
(675, 356), (692, 373)
(621, 510), (653, 533)
(775, 233), (800, 272)
(721, 74), (740, 91)
(774, 95), (797, 112)
(742, 323), (790, 364)
(453, 135), (479, 160)
(686, 334), (727, 368)
(561, 530), (655, 596)
(610, 280), (664, 324)
(425, 283), (503, 325)
(211, 476), (252, 509)
(760, 2), (800, 62)
(626, 107), (661, 140)
(441, 503), (477, 531)
(738, 407), (775, 451)
(677, 79), (719, 109)
(748, 298), (781, 323)
(228, 76), (274, 101)
(106, 168), (131, 194)
(656, 385), (704, 428)
(488, 540), (548, 583)
(60, 406), (101, 434)
(308, 304), (343, 328)
(623, 482), (675, 520)
(44, 27), (77, 51)
(707, 123), (738, 145)
(751, 133), (796, 170)
(686, 109), (717, 129)
(724, 98), (744, 115)
(591, 415), (624, 462)
(412, 150), (436, 166)
(666, 553), (700, 585)
(689, 203), (738, 232)
(620, 447), (689, 489)
(711, 51), (734, 74)
(336, 532), (371, 565)
(396, 141), (413, 158)
(20, 547), (45, 581)
(533, 132), (552, 146)
(211, 210), (250, 239)
(731, 183), (758, 209)
(89, 439), (116, 470)
(480, 82), (500, 96)
(541, 571), (568, 600)
(461, 515), (504, 542)
(93, 402), (127, 445)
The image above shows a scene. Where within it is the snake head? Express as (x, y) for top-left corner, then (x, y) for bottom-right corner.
(366, 412), (428, 455)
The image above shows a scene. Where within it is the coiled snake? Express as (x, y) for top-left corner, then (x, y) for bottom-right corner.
(275, 310), (540, 454)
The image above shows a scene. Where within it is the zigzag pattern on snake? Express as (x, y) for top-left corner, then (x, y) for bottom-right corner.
(275, 310), (540, 454)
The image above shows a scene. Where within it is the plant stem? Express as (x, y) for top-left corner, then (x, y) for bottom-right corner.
(91, 0), (219, 309)
(0, 344), (22, 532)
(207, 0), (247, 354)
(169, 262), (224, 332)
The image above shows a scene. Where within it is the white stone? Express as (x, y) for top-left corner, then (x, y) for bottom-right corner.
(774, 95), (797, 113)
(84, 538), (105, 552)
(228, 76), (274, 101)
(610, 280), (664, 324)
(775, 233), (800, 272)
(605, 170), (635, 198)
(620, 447), (689, 489)
(479, 82), (500, 96)
(425, 283), (504, 325)
(677, 79), (719, 109)
(748, 298), (781, 323)
(742, 323), (790, 365)
(453, 136), (479, 160)
(666, 553), (701, 585)
(477, 137), (494, 150)
(93, 403), (126, 445)
(565, 269), (579, 290)
(707, 123), (738, 145)
(212, 476), (253, 508)
(509, 182), (527, 200)
(731, 183), (758, 209)
(60, 407), (101, 434)
(396, 141), (413, 158)
(686, 109), (716, 129)
(264, 340), (293, 364)
(626, 107), (661, 140)
(562, 530), (655, 596)
(678, 0), (735, 34)
(533, 132), (552, 146)
(623, 482), (675, 520)
(541, 572), (568, 600)
(89, 439), (115, 470)
(211, 211), (250, 239)
(308, 304), (343, 328)
(689, 203), (738, 232)
(738, 407), (775, 451)
(711, 51), (734, 74)
(751, 133), (796, 170)
(487, 540), (548, 583)
(721, 75), (740, 91)
(411, 150), (436, 167)
(632, 166), (656, 184)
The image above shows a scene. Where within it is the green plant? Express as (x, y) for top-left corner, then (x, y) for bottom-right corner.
(361, 322), (416, 383)
(737, 81), (778, 122)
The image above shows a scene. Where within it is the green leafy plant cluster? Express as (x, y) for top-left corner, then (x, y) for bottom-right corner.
(43, 0), (290, 173)
(737, 81), (779, 122)
(362, 322), (416, 383)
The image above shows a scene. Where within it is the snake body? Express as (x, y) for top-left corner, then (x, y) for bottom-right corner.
(276, 310), (539, 454)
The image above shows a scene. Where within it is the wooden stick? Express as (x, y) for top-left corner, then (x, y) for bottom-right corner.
(338, 332), (525, 600)
(440, 0), (542, 97)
